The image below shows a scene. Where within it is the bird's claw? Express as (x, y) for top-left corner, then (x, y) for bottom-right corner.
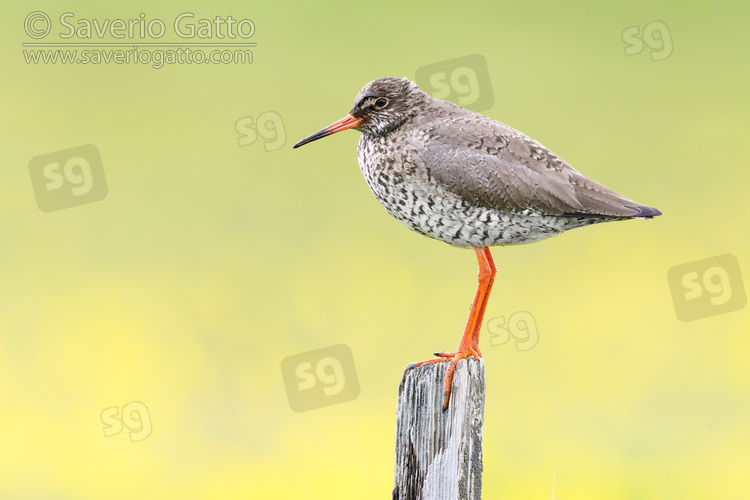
(414, 347), (482, 410)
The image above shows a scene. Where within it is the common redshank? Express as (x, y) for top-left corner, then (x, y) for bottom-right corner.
(294, 77), (661, 410)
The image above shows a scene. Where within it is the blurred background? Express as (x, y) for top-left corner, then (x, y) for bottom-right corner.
(2, 1), (749, 498)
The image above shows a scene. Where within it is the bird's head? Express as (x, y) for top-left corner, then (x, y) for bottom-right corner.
(293, 77), (427, 148)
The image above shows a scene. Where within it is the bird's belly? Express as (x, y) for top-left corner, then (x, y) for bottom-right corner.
(360, 161), (593, 248)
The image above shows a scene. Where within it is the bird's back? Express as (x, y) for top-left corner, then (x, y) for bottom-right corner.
(405, 98), (661, 219)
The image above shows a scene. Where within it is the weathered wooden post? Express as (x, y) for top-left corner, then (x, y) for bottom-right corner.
(393, 357), (485, 500)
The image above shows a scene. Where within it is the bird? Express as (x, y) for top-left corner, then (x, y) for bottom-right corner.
(293, 77), (661, 410)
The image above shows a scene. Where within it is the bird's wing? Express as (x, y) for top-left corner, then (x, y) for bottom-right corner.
(409, 112), (658, 218)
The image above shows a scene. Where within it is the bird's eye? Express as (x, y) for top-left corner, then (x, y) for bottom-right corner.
(374, 98), (389, 109)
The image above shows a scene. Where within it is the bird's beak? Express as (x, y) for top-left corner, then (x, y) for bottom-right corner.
(293, 114), (364, 148)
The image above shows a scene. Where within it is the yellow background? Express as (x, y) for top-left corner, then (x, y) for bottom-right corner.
(2, 1), (749, 498)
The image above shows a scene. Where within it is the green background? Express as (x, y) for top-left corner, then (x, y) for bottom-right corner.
(2, 1), (749, 498)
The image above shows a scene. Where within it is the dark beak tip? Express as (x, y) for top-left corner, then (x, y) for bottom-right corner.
(292, 136), (312, 149)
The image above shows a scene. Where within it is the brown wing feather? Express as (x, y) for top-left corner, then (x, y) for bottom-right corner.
(410, 107), (659, 218)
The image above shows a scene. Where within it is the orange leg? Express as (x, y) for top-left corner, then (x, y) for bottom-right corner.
(414, 246), (497, 410)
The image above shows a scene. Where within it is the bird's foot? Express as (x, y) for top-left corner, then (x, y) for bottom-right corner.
(413, 345), (482, 411)
(434, 345), (482, 358)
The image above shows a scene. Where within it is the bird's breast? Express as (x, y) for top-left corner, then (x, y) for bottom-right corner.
(357, 134), (425, 211)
